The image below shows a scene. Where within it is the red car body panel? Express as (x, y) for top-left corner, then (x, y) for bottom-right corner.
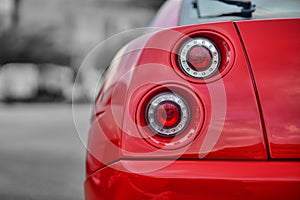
(85, 161), (300, 200)
(236, 19), (300, 158)
(85, 1), (300, 199)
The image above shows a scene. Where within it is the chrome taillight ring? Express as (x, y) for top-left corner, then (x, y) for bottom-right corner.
(146, 93), (190, 137)
(179, 38), (220, 79)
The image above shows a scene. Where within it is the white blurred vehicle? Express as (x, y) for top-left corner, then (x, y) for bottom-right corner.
(0, 63), (39, 101)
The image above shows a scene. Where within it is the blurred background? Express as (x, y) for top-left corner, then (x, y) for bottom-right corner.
(0, 0), (165, 199)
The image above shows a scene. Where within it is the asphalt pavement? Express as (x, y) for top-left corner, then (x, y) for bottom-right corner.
(0, 103), (91, 200)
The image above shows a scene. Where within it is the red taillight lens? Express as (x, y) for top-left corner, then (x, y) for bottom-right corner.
(146, 93), (189, 137)
(187, 46), (212, 71)
(155, 102), (181, 128)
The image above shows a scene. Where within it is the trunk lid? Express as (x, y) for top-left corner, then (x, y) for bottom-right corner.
(236, 18), (300, 159)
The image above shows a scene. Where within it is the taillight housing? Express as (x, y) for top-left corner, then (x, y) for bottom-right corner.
(135, 84), (205, 150)
(146, 93), (190, 137)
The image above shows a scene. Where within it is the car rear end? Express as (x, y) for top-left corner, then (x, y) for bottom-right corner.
(84, 0), (300, 199)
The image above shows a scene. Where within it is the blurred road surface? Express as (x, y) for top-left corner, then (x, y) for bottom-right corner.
(0, 103), (91, 200)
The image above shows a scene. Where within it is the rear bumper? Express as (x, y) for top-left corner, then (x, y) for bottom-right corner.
(84, 160), (300, 200)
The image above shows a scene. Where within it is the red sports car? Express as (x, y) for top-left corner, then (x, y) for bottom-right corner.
(84, 0), (300, 199)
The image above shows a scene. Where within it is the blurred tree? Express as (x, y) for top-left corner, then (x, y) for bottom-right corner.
(129, 0), (167, 9)
(12, 0), (21, 27)
(0, 26), (71, 66)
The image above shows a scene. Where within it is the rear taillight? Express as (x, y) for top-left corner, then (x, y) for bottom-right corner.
(179, 38), (220, 79)
(135, 84), (204, 150)
(146, 93), (189, 137)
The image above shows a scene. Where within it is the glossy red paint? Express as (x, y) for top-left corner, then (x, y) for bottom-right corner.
(85, 160), (300, 200)
(236, 19), (300, 159)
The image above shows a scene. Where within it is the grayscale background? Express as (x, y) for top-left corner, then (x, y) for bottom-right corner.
(0, 0), (165, 199)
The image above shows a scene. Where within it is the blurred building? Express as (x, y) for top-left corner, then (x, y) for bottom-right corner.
(0, 0), (166, 102)
(5, 0), (164, 67)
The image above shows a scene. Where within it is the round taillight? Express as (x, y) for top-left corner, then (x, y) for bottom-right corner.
(179, 38), (220, 79)
(146, 93), (189, 137)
